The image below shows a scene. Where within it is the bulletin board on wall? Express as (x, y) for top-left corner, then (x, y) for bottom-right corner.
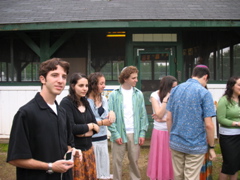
(102, 86), (119, 99)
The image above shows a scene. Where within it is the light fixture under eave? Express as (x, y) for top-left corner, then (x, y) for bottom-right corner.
(106, 31), (126, 37)
(106, 34), (126, 37)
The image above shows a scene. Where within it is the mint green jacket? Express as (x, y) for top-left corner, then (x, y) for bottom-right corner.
(107, 86), (149, 144)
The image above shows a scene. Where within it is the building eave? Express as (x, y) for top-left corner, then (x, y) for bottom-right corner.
(1, 20), (240, 31)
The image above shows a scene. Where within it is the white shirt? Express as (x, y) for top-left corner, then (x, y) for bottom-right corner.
(150, 91), (168, 131)
(219, 126), (240, 135)
(48, 103), (57, 115)
(121, 87), (134, 133)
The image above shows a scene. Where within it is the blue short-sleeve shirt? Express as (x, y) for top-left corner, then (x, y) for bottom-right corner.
(167, 78), (216, 154)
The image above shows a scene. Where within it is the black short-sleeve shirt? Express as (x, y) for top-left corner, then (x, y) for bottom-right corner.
(7, 93), (74, 180)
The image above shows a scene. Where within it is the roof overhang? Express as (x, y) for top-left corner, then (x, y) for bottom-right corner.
(1, 20), (240, 31)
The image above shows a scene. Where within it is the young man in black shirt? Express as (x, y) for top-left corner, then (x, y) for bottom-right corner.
(7, 58), (76, 180)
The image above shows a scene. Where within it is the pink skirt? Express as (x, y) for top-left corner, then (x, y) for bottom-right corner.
(147, 128), (174, 180)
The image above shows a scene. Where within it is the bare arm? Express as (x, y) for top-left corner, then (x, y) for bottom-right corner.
(85, 123), (99, 133)
(95, 111), (115, 127)
(166, 111), (172, 132)
(108, 110), (116, 123)
(97, 119), (113, 126)
(204, 117), (215, 147)
(8, 158), (73, 173)
(152, 93), (170, 119)
(92, 123), (100, 133)
(204, 117), (216, 160)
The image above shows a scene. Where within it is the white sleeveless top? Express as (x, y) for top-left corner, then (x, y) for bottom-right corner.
(150, 91), (168, 131)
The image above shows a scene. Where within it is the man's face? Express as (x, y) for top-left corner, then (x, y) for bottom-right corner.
(40, 65), (67, 96)
(202, 75), (208, 87)
(124, 73), (138, 87)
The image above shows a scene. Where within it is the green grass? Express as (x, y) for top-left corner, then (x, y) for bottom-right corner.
(0, 144), (15, 180)
(1, 141), (240, 180)
(214, 141), (221, 154)
(0, 144), (8, 152)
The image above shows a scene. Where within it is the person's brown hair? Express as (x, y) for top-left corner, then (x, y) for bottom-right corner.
(192, 64), (210, 80)
(118, 66), (138, 84)
(158, 76), (177, 103)
(39, 58), (70, 79)
(87, 72), (104, 105)
(223, 76), (240, 106)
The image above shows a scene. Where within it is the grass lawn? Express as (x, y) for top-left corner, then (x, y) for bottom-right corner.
(0, 140), (239, 180)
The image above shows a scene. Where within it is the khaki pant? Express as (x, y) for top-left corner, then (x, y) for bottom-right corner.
(112, 133), (140, 180)
(171, 149), (205, 180)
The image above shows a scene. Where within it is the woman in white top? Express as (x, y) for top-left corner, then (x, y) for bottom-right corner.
(147, 75), (177, 180)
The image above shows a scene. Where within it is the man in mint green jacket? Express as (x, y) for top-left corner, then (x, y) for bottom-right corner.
(108, 66), (148, 180)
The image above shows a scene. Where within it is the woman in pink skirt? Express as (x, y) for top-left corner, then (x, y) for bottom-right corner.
(147, 76), (177, 180)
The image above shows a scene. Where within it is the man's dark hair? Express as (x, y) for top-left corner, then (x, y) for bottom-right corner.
(39, 58), (70, 79)
(192, 64), (210, 80)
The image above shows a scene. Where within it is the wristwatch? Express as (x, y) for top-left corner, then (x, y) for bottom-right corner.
(208, 144), (215, 149)
(46, 163), (54, 174)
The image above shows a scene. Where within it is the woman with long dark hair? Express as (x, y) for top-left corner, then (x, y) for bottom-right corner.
(217, 76), (240, 180)
(60, 72), (99, 180)
(87, 72), (115, 180)
(147, 75), (177, 180)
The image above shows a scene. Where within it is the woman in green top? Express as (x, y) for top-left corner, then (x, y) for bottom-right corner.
(217, 76), (240, 180)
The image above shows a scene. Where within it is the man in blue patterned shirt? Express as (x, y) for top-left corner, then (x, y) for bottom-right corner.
(108, 66), (148, 180)
(166, 65), (216, 180)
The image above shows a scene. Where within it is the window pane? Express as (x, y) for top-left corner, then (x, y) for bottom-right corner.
(141, 61), (151, 80)
(208, 52), (214, 80)
(208, 47), (231, 81)
(140, 53), (169, 81)
(7, 62), (16, 82)
(100, 62), (111, 80)
(233, 43), (240, 75)
(33, 63), (40, 81)
(99, 60), (124, 80)
(0, 62), (7, 82)
(21, 62), (40, 81)
(154, 61), (169, 80)
(221, 47), (230, 81)
(112, 61), (124, 80)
